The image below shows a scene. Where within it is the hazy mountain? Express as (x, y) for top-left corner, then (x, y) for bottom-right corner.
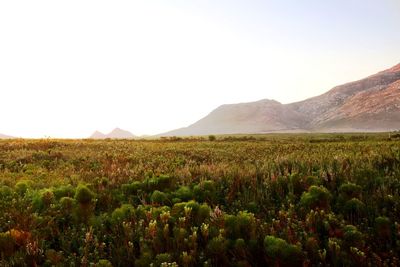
(107, 128), (136, 139)
(162, 100), (308, 136)
(90, 131), (107, 139)
(90, 128), (135, 139)
(162, 63), (400, 136)
(0, 133), (13, 139)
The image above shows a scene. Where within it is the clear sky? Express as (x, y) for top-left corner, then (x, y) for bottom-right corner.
(1, 0), (399, 138)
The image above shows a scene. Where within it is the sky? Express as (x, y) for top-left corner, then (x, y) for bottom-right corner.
(1, 0), (399, 138)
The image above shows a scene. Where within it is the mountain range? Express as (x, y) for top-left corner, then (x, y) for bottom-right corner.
(90, 128), (136, 139)
(162, 63), (400, 136)
(3, 63), (400, 139)
(0, 133), (14, 139)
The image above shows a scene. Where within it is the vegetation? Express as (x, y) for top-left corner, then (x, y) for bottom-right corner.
(0, 134), (399, 266)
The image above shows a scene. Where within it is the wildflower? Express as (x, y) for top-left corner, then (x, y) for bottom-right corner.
(201, 223), (209, 239)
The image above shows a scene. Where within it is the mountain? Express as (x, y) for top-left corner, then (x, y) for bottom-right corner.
(289, 63), (400, 131)
(90, 131), (107, 139)
(107, 128), (136, 139)
(89, 128), (135, 139)
(163, 100), (308, 136)
(0, 133), (13, 139)
(162, 63), (400, 136)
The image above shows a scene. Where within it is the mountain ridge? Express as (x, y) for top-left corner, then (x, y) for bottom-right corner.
(161, 63), (400, 136)
(90, 128), (135, 139)
(0, 133), (14, 139)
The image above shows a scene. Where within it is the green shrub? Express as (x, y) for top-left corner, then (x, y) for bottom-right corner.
(224, 211), (256, 240)
(0, 185), (13, 200)
(206, 236), (228, 261)
(155, 253), (173, 266)
(59, 196), (75, 211)
(196, 203), (211, 225)
(300, 185), (331, 210)
(379, 194), (396, 214)
(32, 189), (54, 211)
(193, 180), (216, 203)
(97, 259), (113, 267)
(122, 181), (142, 195)
(32, 192), (43, 212)
(74, 185), (96, 223)
(172, 197), (182, 204)
(171, 202), (187, 218)
(174, 186), (193, 201)
(151, 190), (170, 205)
(170, 201), (205, 224)
(343, 198), (365, 222)
(143, 175), (175, 193)
(111, 204), (135, 224)
(246, 202), (259, 213)
(264, 235), (303, 266)
(15, 180), (31, 196)
(234, 238), (246, 253)
(339, 183), (362, 202)
(53, 184), (75, 199)
(74, 184), (95, 205)
(184, 201), (200, 214)
(156, 175), (175, 190)
(343, 225), (364, 248)
(151, 206), (171, 219)
(41, 189), (54, 205)
(135, 205), (148, 220)
(110, 188), (125, 204)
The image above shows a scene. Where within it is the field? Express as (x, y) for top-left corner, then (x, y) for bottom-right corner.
(0, 134), (399, 266)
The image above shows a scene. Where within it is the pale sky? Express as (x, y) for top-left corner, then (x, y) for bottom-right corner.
(1, 0), (399, 138)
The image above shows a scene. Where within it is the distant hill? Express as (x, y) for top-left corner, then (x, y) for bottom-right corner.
(161, 63), (400, 136)
(0, 133), (14, 139)
(161, 99), (308, 136)
(90, 131), (107, 139)
(90, 128), (135, 139)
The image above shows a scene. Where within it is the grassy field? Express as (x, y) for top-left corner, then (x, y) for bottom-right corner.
(0, 135), (399, 266)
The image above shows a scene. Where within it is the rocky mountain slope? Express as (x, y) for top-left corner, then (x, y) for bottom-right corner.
(162, 63), (400, 136)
